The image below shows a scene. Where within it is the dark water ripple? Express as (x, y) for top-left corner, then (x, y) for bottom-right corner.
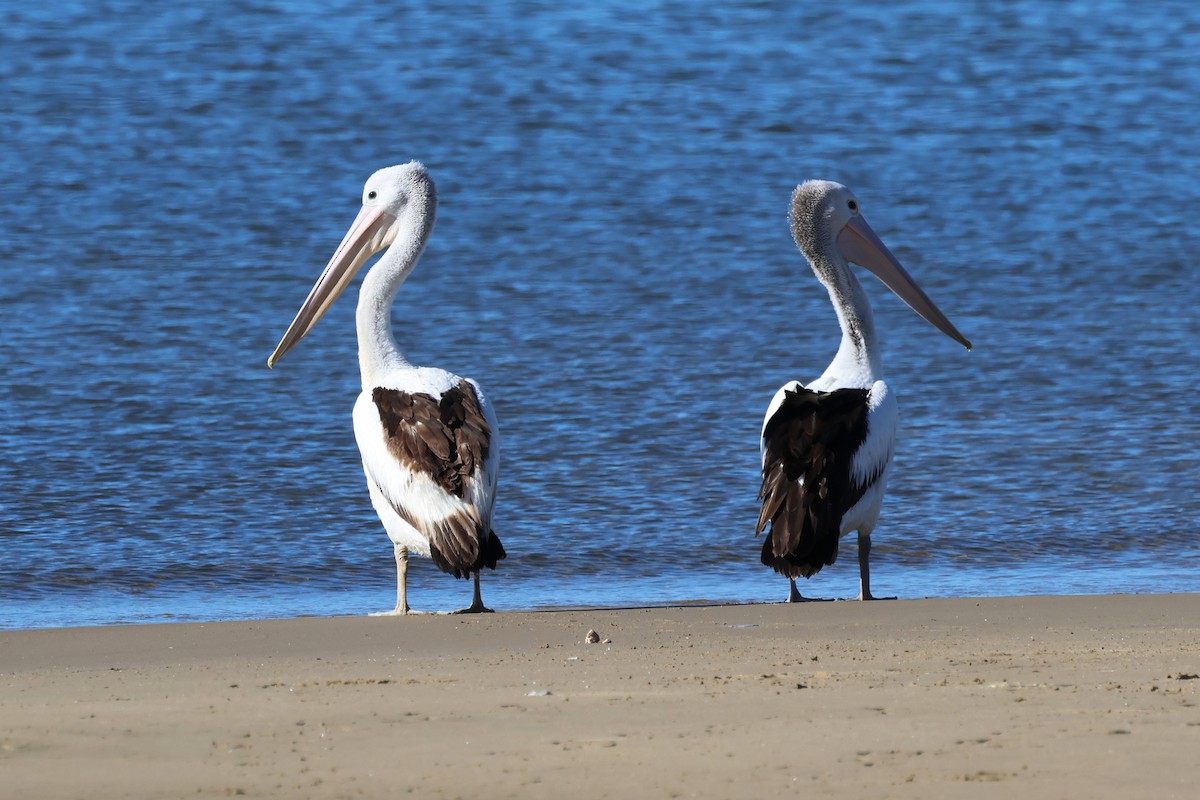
(1, 1), (1198, 628)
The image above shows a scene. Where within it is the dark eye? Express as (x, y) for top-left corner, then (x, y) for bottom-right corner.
(367, 190), (377, 201)
(847, 200), (858, 212)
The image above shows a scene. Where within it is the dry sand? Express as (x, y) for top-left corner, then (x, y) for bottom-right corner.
(2, 594), (1198, 798)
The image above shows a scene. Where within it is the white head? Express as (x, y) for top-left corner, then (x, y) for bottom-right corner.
(268, 162), (438, 367)
(361, 162), (437, 223)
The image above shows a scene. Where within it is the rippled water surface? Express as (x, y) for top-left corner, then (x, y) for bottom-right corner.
(2, 1), (1198, 628)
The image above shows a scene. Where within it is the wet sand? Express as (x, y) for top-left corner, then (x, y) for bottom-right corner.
(2, 594), (1198, 798)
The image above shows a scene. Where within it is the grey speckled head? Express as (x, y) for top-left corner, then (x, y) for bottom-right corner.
(788, 180), (859, 263)
(786, 178), (972, 351)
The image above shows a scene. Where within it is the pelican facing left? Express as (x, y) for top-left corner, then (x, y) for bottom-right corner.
(268, 162), (505, 615)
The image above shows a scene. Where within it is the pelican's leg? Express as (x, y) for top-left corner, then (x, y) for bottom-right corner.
(855, 533), (895, 601)
(787, 578), (804, 603)
(370, 544), (412, 616)
(452, 571), (495, 614)
(785, 578), (830, 602)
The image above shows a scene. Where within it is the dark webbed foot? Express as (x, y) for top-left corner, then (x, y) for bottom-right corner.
(786, 578), (833, 603)
(453, 572), (495, 614)
(451, 604), (494, 614)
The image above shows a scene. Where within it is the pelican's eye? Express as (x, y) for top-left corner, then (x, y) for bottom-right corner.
(367, 190), (378, 201)
(847, 199), (858, 213)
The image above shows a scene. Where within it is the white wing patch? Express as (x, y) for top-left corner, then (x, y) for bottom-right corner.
(851, 380), (896, 486)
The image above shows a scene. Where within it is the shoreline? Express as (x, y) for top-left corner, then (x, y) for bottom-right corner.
(3, 593), (1198, 798)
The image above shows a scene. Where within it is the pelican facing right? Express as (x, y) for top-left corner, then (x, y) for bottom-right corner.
(756, 180), (971, 602)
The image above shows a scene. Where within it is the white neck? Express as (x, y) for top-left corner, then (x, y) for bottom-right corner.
(812, 252), (882, 389)
(355, 200), (435, 390)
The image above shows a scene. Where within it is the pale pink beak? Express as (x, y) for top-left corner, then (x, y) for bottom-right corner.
(836, 215), (972, 350)
(268, 205), (398, 367)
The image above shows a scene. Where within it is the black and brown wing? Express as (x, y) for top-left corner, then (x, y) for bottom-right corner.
(371, 381), (505, 578)
(756, 385), (871, 579)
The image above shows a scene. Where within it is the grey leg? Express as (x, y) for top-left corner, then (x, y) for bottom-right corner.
(855, 533), (895, 601)
(786, 577), (832, 602)
(787, 578), (804, 603)
(452, 571), (495, 614)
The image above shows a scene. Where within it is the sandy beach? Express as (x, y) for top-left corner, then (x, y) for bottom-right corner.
(2, 594), (1197, 798)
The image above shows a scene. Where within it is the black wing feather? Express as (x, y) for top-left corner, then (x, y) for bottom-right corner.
(756, 385), (872, 579)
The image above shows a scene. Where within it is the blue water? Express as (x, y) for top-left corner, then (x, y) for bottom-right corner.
(2, 1), (1198, 629)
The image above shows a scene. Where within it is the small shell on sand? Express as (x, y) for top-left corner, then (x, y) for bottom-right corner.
(585, 629), (600, 644)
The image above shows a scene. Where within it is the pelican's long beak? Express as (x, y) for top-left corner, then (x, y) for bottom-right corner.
(268, 205), (399, 367)
(836, 215), (972, 350)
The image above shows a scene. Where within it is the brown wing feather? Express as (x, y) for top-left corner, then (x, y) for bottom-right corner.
(756, 386), (872, 579)
(371, 381), (504, 578)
